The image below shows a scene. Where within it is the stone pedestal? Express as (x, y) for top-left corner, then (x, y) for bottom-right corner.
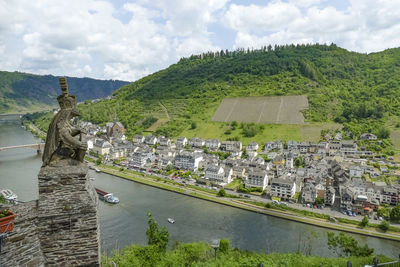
(38, 162), (100, 266)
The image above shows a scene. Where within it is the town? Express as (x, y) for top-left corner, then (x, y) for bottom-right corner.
(78, 119), (400, 225)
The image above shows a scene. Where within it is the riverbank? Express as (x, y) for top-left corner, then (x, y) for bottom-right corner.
(94, 163), (400, 242)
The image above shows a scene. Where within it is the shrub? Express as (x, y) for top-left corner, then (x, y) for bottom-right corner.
(217, 189), (227, 197)
(219, 239), (230, 253)
(379, 220), (390, 232)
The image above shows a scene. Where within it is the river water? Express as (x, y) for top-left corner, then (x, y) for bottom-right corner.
(0, 114), (398, 257)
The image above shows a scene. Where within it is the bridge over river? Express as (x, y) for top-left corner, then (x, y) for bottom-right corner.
(0, 143), (45, 154)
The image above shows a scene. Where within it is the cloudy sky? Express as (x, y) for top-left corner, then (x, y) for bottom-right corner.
(1, 0), (399, 81)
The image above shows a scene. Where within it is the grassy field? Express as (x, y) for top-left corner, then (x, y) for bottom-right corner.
(211, 95), (309, 124)
(180, 120), (302, 145)
(390, 130), (400, 150)
(180, 120), (341, 145)
(300, 123), (342, 141)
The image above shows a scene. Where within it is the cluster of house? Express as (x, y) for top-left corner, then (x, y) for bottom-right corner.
(77, 120), (400, 216)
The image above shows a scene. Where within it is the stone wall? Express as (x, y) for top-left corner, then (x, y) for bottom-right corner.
(0, 201), (45, 267)
(0, 161), (100, 266)
(38, 162), (100, 266)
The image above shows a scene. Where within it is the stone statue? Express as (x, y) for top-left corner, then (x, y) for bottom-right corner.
(42, 77), (87, 167)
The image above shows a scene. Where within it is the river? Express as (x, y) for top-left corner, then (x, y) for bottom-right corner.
(0, 114), (399, 257)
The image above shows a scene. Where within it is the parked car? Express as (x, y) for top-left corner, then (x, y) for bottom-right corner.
(272, 200), (279, 204)
(244, 195), (251, 198)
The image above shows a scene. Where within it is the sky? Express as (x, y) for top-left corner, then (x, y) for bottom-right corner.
(1, 0), (400, 81)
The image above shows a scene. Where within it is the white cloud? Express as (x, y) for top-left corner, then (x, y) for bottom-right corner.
(0, 0), (399, 81)
(0, 0), (230, 81)
(223, 2), (302, 33)
(224, 0), (400, 53)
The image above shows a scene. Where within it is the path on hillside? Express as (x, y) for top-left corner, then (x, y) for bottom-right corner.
(159, 101), (170, 120)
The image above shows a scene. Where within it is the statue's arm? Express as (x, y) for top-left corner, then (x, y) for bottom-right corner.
(60, 128), (81, 148)
(70, 128), (81, 137)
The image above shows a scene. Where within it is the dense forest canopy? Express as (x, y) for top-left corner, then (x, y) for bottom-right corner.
(62, 44), (400, 138)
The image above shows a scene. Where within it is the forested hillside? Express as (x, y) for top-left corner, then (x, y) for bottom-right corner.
(0, 71), (129, 113)
(76, 44), (400, 139)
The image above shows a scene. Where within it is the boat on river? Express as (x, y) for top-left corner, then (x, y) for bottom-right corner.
(95, 168), (101, 173)
(95, 188), (119, 204)
(0, 189), (18, 202)
(167, 218), (175, 224)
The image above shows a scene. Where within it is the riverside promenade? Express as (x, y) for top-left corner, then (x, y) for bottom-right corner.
(91, 162), (400, 242)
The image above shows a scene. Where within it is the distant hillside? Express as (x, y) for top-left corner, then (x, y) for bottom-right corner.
(73, 44), (400, 139)
(0, 71), (129, 113)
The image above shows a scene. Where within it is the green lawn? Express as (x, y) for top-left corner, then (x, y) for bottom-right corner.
(225, 178), (242, 190)
(179, 120), (341, 145)
(180, 120), (302, 145)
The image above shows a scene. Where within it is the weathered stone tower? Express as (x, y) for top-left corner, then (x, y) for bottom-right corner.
(37, 162), (100, 266)
(0, 77), (100, 266)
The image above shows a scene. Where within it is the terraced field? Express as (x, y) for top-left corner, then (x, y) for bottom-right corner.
(211, 95), (309, 124)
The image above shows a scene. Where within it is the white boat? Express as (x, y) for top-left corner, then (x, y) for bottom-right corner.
(95, 188), (119, 204)
(95, 168), (101, 173)
(0, 189), (18, 202)
(167, 218), (175, 224)
(104, 193), (119, 204)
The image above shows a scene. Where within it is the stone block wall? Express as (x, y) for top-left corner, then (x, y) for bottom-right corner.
(0, 201), (45, 267)
(0, 161), (100, 266)
(38, 162), (100, 266)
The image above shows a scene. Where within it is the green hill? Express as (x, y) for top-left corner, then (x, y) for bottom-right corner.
(0, 71), (129, 114)
(74, 44), (400, 140)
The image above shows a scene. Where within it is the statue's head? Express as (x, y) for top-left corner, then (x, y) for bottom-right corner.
(57, 77), (80, 117)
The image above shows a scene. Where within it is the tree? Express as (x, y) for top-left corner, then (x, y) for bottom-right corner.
(390, 204), (400, 223)
(219, 239), (230, 253)
(294, 156), (304, 168)
(190, 121), (197, 130)
(146, 212), (169, 252)
(327, 232), (374, 257)
(379, 220), (390, 232)
(314, 197), (324, 205)
(96, 156), (102, 165)
(377, 207), (390, 219)
(217, 188), (227, 197)
(241, 148), (248, 159)
(359, 216), (369, 228)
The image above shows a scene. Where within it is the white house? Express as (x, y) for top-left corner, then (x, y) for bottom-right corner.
(132, 135), (145, 144)
(158, 136), (171, 146)
(247, 142), (259, 151)
(176, 137), (187, 148)
(285, 152), (294, 169)
(221, 141), (242, 152)
(205, 139), (221, 150)
(245, 168), (268, 190)
(270, 177), (296, 200)
(174, 151), (203, 171)
(144, 135), (157, 145)
(349, 166), (363, 178)
(189, 137), (205, 148)
(204, 165), (233, 185)
(131, 149), (155, 168)
(92, 139), (113, 155)
(359, 133), (377, 141)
